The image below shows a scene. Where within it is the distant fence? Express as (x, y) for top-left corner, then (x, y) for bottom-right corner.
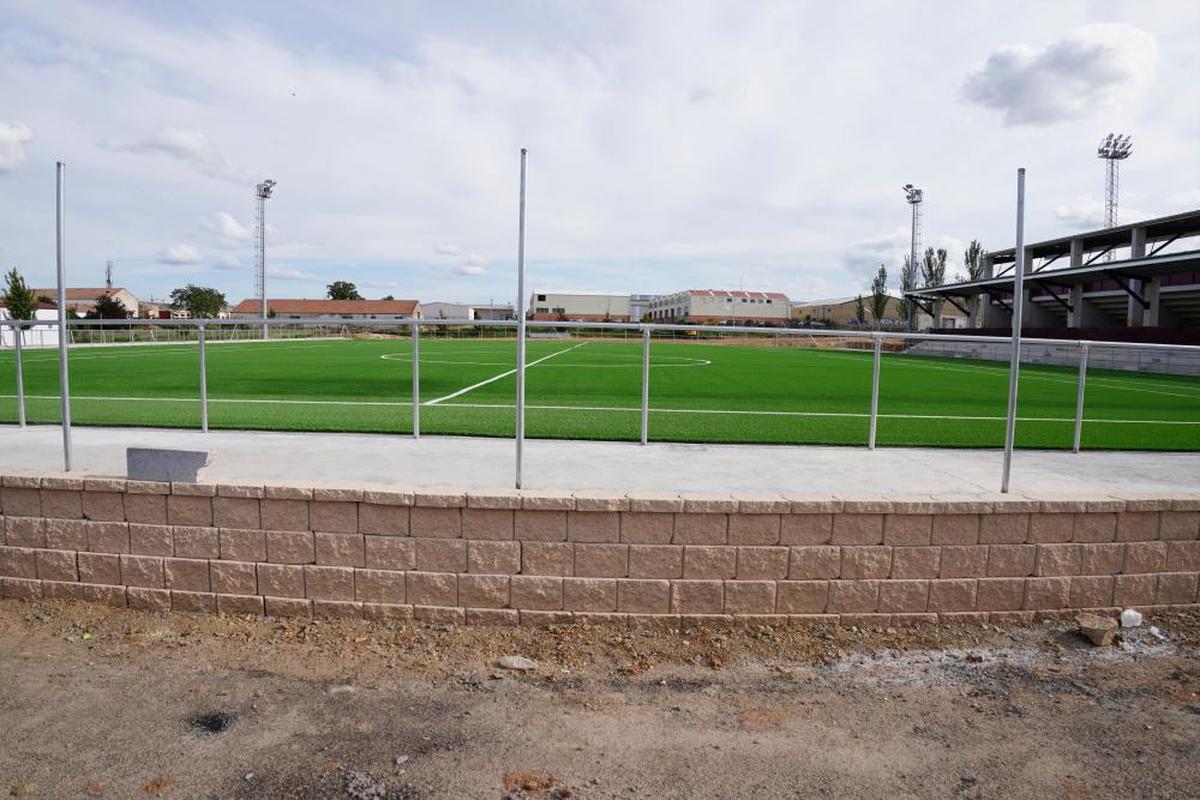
(2, 316), (1199, 491)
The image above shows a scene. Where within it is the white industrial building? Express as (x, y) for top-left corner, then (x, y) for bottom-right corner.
(31, 287), (140, 317)
(0, 303), (60, 347)
(647, 290), (790, 325)
(529, 291), (632, 321)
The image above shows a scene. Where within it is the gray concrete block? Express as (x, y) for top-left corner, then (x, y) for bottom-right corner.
(127, 448), (209, 483)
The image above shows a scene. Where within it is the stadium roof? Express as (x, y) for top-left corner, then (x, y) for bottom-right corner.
(230, 298), (419, 315)
(987, 209), (1200, 269)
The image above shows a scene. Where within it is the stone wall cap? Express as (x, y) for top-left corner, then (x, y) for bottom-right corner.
(262, 484), (313, 500)
(83, 478), (128, 493)
(362, 488), (414, 506)
(519, 491), (575, 511)
(626, 492), (685, 513)
(413, 488), (467, 507)
(465, 490), (523, 509)
(736, 494), (791, 514)
(571, 491), (631, 512)
(2, 474), (43, 488)
(171, 482), (217, 497)
(125, 479), (171, 495)
(216, 483), (265, 499)
(836, 496), (894, 513)
(312, 486), (364, 503)
(680, 494), (739, 513)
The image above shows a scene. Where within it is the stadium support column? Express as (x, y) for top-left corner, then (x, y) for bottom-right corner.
(1127, 226), (1146, 327)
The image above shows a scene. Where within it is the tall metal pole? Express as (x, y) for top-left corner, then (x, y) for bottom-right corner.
(640, 327), (650, 445)
(1073, 342), (1089, 454)
(55, 162), (72, 471)
(13, 322), (26, 427)
(868, 333), (882, 450)
(198, 322), (208, 432)
(515, 148), (528, 489)
(1000, 168), (1026, 493)
(411, 322), (420, 438)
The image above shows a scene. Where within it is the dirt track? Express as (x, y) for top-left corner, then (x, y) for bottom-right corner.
(1, 600), (1198, 799)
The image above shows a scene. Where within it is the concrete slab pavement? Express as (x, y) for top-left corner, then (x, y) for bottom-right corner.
(1, 424), (1196, 498)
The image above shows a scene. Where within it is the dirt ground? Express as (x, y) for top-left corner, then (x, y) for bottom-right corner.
(1, 600), (1198, 799)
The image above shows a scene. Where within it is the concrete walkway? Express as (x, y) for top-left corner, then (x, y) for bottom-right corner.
(0, 424), (1197, 498)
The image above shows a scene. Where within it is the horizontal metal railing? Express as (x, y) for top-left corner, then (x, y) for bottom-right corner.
(2, 316), (1198, 491)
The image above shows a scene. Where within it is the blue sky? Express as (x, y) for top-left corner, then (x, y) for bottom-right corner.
(0, 0), (1197, 306)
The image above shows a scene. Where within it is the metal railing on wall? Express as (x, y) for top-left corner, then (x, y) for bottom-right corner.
(3, 315), (1199, 492)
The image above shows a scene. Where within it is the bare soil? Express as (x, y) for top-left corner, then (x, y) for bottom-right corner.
(1, 599), (1198, 799)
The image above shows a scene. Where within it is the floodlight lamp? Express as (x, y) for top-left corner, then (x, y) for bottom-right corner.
(256, 179), (277, 199)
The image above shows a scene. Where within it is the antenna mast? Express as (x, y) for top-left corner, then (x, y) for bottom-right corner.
(105, 260), (113, 291)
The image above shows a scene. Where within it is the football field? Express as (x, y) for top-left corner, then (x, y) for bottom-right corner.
(1, 336), (1198, 450)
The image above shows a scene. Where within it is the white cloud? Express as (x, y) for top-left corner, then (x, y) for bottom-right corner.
(1055, 194), (1106, 229)
(434, 243), (462, 256)
(159, 243), (203, 264)
(963, 24), (1158, 125)
(454, 264), (487, 277)
(269, 266), (319, 282)
(210, 211), (254, 244)
(0, 122), (33, 172)
(117, 128), (247, 184)
(841, 229), (909, 284)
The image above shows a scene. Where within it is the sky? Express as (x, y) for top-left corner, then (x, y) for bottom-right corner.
(0, 0), (1198, 306)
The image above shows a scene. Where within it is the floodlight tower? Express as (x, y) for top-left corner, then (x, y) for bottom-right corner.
(903, 183), (923, 331)
(255, 179), (277, 339)
(1097, 133), (1132, 229)
(105, 260), (113, 291)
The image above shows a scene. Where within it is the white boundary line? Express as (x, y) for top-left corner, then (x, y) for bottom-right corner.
(424, 342), (589, 405)
(3, 393), (1198, 425)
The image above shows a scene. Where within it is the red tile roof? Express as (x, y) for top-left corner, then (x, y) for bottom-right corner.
(231, 298), (419, 315)
(30, 288), (129, 302)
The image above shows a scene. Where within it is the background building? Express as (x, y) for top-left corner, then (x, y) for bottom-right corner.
(529, 291), (632, 321)
(230, 298), (422, 320)
(422, 302), (474, 320)
(647, 290), (790, 325)
(31, 287), (139, 317)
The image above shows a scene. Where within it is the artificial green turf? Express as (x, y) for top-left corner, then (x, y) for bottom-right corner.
(0, 336), (1197, 450)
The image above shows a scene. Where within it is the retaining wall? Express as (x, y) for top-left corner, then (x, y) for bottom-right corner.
(1, 474), (1198, 626)
(906, 339), (1200, 377)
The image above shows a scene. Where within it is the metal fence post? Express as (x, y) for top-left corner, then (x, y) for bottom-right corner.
(411, 322), (420, 438)
(55, 161), (72, 471)
(1073, 341), (1089, 453)
(1001, 167), (1026, 494)
(868, 333), (882, 449)
(515, 148), (528, 489)
(640, 326), (650, 445)
(198, 322), (209, 432)
(13, 323), (26, 427)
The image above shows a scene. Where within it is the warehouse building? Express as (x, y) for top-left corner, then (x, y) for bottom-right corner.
(647, 290), (790, 325)
(529, 291), (632, 321)
(791, 295), (967, 329)
(230, 298), (422, 320)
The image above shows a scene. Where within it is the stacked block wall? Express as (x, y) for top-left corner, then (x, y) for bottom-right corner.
(1, 475), (1198, 626)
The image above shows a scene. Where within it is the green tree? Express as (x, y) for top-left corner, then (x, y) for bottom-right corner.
(869, 265), (889, 328)
(959, 239), (986, 322)
(169, 284), (227, 318)
(854, 295), (865, 325)
(1, 268), (36, 320)
(87, 293), (130, 319)
(326, 281), (362, 300)
(381, 294), (394, 301)
(899, 254), (920, 323)
(921, 247), (948, 326)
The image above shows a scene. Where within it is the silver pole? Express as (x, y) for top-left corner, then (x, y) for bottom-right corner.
(1073, 341), (1089, 453)
(640, 327), (650, 445)
(868, 333), (882, 449)
(411, 322), (420, 438)
(1000, 167), (1026, 493)
(55, 161), (72, 471)
(515, 148), (528, 489)
(198, 322), (208, 432)
(14, 322), (26, 427)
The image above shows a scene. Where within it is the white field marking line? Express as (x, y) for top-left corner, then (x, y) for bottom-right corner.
(423, 342), (590, 405)
(379, 353), (710, 368)
(430, 401), (1200, 426)
(4, 393), (1197, 426)
(808, 349), (1200, 401)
